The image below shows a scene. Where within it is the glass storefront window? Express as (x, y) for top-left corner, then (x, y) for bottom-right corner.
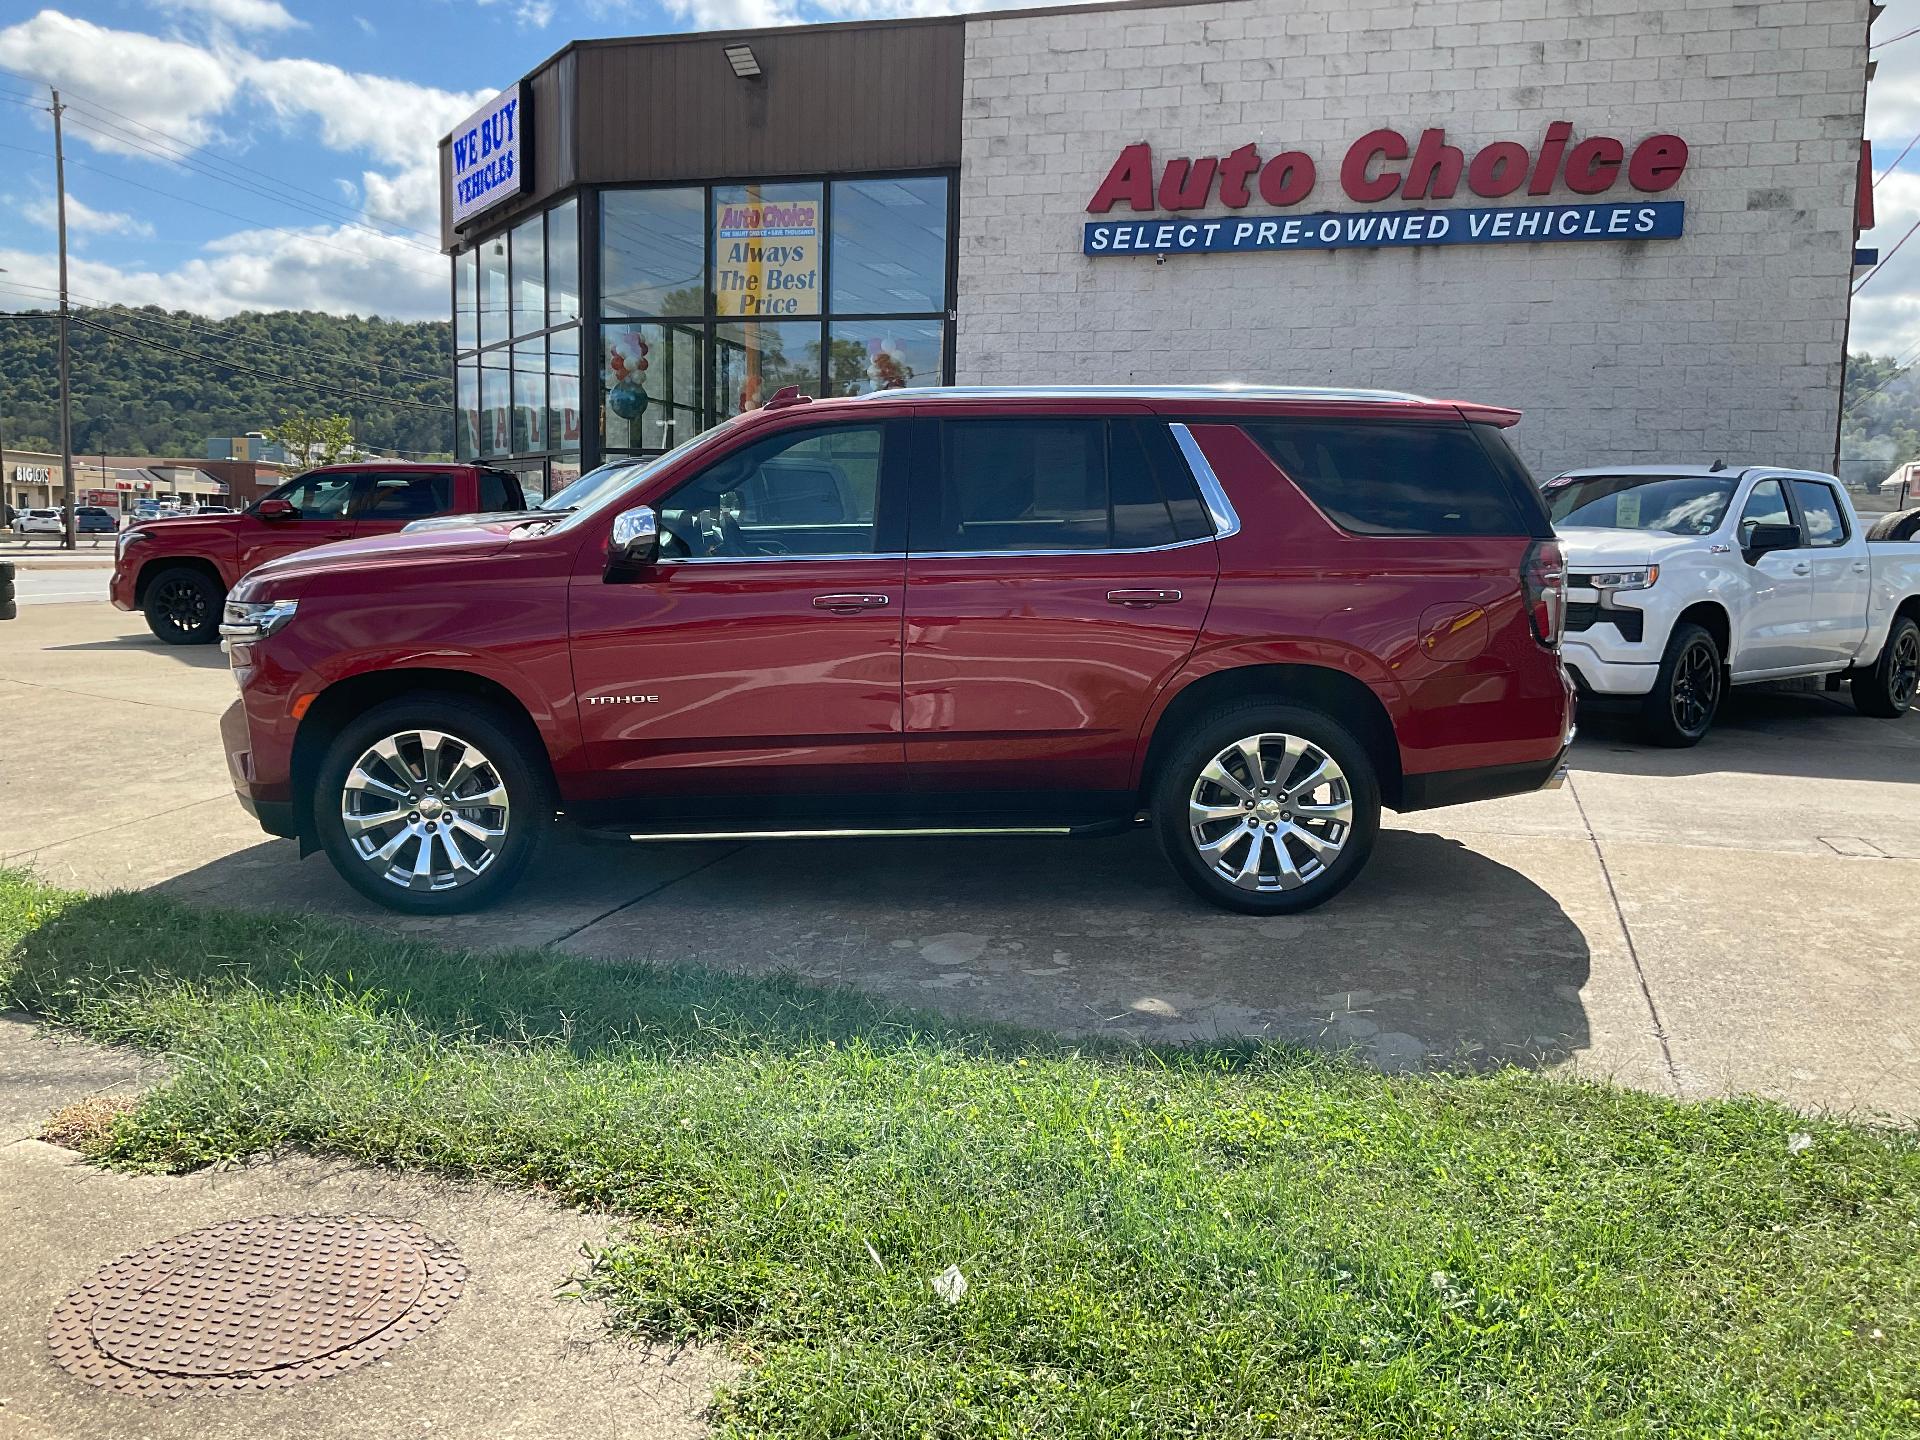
(712, 182), (822, 318)
(827, 320), (943, 396)
(715, 320), (819, 415)
(830, 177), (948, 314)
(478, 233), (509, 349)
(456, 360), (479, 460)
(480, 352), (511, 457)
(603, 322), (707, 452)
(549, 326), (581, 453)
(602, 188), (704, 317)
(454, 251), (477, 354)
(548, 198), (579, 326)
(513, 338), (547, 453)
(511, 215), (545, 337)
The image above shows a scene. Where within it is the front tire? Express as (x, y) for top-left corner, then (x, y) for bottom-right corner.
(313, 697), (551, 914)
(1640, 621), (1722, 747)
(142, 566), (223, 645)
(1854, 614), (1920, 719)
(1154, 702), (1380, 916)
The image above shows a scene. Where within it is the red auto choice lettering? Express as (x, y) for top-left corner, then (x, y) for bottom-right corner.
(1086, 125), (1690, 213)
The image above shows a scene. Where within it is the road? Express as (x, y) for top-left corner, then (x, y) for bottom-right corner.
(2, 600), (1917, 1116)
(10, 566), (110, 606)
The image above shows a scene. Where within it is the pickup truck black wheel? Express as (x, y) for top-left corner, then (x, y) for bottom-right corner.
(142, 566), (222, 645)
(314, 697), (551, 914)
(1154, 702), (1379, 916)
(1854, 615), (1920, 719)
(1640, 622), (1722, 748)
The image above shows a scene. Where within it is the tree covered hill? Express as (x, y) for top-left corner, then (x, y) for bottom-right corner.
(1841, 351), (1920, 493)
(0, 305), (452, 459)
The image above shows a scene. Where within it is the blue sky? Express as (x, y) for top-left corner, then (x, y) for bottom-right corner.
(2, 1), (1919, 360)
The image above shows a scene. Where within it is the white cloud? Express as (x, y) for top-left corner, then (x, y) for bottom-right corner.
(247, 58), (489, 169)
(0, 10), (242, 151)
(151, 0), (303, 33)
(19, 191), (155, 238)
(0, 222), (448, 321)
(476, 0), (558, 27)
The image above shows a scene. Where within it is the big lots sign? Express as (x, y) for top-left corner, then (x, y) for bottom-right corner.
(1083, 123), (1689, 258)
(1089, 123), (1688, 212)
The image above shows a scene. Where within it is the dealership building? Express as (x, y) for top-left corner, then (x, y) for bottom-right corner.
(440, 0), (1873, 497)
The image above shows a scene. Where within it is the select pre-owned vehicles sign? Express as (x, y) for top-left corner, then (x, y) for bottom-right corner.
(447, 83), (529, 228)
(1083, 122), (1688, 258)
(1087, 201), (1684, 256)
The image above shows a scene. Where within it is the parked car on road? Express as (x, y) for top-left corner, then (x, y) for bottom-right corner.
(12, 508), (62, 536)
(218, 384), (1575, 916)
(76, 505), (117, 534)
(1546, 465), (1920, 744)
(111, 463), (529, 645)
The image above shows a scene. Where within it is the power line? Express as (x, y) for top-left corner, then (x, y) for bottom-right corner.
(68, 314), (453, 415)
(1872, 23), (1920, 50)
(1853, 212), (1920, 294)
(1877, 127), (1920, 187)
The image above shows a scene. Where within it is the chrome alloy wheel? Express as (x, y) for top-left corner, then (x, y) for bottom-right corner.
(1187, 733), (1354, 892)
(340, 729), (511, 893)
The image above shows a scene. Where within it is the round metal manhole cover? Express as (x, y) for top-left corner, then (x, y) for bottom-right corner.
(48, 1214), (464, 1398)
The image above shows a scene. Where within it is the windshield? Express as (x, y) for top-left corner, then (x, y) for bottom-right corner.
(1543, 473), (1736, 535)
(536, 460), (646, 513)
(542, 413), (756, 533)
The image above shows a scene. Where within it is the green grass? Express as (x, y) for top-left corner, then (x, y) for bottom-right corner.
(2, 870), (1916, 1438)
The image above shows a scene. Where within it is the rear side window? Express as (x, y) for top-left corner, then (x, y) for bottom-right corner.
(356, 472), (454, 520)
(479, 470), (524, 511)
(1790, 479), (1848, 547)
(1243, 419), (1533, 537)
(928, 419), (1198, 552)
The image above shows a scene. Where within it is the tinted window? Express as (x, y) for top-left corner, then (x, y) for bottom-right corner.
(1545, 473), (1736, 536)
(357, 473), (454, 520)
(479, 471), (524, 511)
(601, 188), (704, 317)
(659, 425), (883, 558)
(830, 176), (949, 313)
(1790, 479), (1848, 547)
(1737, 479), (1790, 547)
(1245, 420), (1530, 536)
(274, 473), (355, 519)
(936, 420), (1107, 551)
(1137, 420), (1214, 541)
(1109, 422), (1182, 549)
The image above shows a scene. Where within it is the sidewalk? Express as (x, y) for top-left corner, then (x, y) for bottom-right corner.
(0, 1015), (721, 1439)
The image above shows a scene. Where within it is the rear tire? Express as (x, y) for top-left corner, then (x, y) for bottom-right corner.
(313, 696), (552, 914)
(1153, 701), (1380, 916)
(142, 566), (223, 645)
(1853, 614), (1920, 720)
(1640, 621), (1722, 747)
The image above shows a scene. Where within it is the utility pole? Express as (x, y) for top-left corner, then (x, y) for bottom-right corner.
(51, 88), (76, 551)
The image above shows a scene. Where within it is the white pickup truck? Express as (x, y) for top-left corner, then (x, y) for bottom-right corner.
(1543, 465), (1920, 745)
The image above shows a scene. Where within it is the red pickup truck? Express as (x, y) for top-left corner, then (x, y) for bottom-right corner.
(218, 386), (1575, 917)
(111, 463), (527, 644)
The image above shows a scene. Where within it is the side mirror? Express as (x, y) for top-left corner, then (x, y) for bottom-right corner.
(604, 505), (659, 583)
(1744, 521), (1802, 561)
(255, 497), (297, 522)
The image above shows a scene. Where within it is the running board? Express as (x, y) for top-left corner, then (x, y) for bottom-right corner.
(579, 818), (1135, 844)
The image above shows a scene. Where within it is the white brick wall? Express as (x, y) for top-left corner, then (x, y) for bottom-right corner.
(957, 0), (1870, 475)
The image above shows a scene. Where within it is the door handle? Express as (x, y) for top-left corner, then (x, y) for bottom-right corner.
(1792, 562), (1812, 576)
(1107, 589), (1183, 608)
(1853, 562), (1870, 574)
(812, 593), (889, 612)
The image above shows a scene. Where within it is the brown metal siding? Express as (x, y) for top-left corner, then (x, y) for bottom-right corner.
(574, 22), (962, 185)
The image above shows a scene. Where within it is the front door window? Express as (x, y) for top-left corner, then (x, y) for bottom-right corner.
(657, 424), (885, 559)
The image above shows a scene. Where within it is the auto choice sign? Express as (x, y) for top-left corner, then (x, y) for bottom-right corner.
(448, 83), (529, 228)
(1083, 122), (1687, 257)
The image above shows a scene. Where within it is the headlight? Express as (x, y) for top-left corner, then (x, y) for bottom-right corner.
(116, 528), (149, 559)
(1574, 566), (1659, 593)
(219, 597), (298, 640)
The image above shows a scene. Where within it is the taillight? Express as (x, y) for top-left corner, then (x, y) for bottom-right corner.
(1522, 539), (1566, 648)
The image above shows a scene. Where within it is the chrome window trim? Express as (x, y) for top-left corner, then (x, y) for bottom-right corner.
(659, 551), (904, 565)
(908, 536), (1216, 560)
(1168, 422), (1242, 540)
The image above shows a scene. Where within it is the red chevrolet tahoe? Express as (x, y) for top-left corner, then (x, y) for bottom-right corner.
(217, 386), (1574, 917)
(111, 462), (527, 644)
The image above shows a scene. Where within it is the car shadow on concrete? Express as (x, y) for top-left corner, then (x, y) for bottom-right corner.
(140, 825), (1593, 1077)
(45, 636), (230, 669)
(1570, 687), (1920, 785)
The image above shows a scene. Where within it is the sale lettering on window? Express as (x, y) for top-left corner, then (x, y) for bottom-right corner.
(713, 189), (820, 318)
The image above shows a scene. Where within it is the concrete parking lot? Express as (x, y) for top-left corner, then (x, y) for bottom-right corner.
(4, 589), (1916, 1116)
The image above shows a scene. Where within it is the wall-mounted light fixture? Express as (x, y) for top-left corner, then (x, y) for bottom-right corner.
(723, 43), (762, 79)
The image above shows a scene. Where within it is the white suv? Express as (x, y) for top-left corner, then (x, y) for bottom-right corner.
(1546, 465), (1920, 744)
(12, 507), (62, 536)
